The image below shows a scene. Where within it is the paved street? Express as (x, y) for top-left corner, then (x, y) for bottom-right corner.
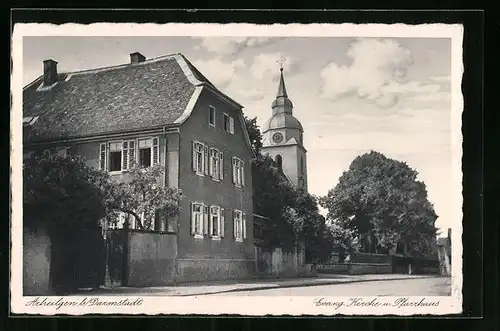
(208, 276), (452, 297)
(77, 274), (451, 297)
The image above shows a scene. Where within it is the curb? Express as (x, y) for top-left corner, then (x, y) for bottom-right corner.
(175, 275), (438, 297)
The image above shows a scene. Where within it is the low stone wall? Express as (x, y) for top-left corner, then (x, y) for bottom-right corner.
(348, 263), (392, 275)
(176, 258), (256, 283)
(256, 246), (307, 278)
(316, 263), (392, 275)
(126, 231), (177, 286)
(23, 227), (52, 295)
(316, 263), (350, 274)
(348, 252), (393, 264)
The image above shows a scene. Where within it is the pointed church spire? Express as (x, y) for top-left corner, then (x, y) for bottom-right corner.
(276, 67), (288, 98)
(276, 57), (288, 98)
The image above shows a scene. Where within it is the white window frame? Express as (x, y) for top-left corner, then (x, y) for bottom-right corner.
(192, 141), (205, 176)
(209, 205), (223, 239)
(208, 105), (216, 127)
(223, 113), (235, 134)
(210, 148), (220, 181)
(191, 202), (204, 239)
(108, 141), (123, 173)
(233, 210), (246, 242)
(232, 157), (245, 187)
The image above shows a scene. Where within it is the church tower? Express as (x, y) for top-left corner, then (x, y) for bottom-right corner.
(261, 62), (308, 191)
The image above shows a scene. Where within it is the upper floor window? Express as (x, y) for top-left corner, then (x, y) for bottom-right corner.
(209, 148), (224, 181)
(138, 137), (159, 168)
(232, 157), (245, 187)
(108, 142), (123, 172)
(223, 113), (234, 134)
(209, 106), (216, 127)
(193, 141), (224, 180)
(99, 136), (159, 173)
(192, 141), (205, 175)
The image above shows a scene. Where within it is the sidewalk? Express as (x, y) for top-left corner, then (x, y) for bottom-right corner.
(76, 274), (441, 297)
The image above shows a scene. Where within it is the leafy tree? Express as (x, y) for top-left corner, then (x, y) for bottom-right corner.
(105, 165), (182, 230)
(244, 116), (263, 155)
(326, 220), (360, 261)
(23, 152), (182, 232)
(244, 114), (332, 259)
(23, 152), (111, 232)
(320, 150), (438, 257)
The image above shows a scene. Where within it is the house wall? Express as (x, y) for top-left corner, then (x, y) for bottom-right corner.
(23, 227), (52, 295)
(177, 88), (255, 282)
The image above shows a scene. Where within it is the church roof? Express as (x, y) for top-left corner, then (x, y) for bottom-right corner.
(276, 68), (288, 98)
(263, 66), (303, 132)
(263, 112), (303, 132)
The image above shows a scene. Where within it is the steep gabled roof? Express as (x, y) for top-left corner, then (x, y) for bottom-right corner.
(23, 54), (196, 143)
(22, 53), (248, 146)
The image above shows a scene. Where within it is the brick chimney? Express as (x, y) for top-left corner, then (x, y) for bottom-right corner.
(43, 59), (58, 86)
(130, 52), (146, 64)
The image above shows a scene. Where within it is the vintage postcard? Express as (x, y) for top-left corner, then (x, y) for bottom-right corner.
(11, 22), (463, 315)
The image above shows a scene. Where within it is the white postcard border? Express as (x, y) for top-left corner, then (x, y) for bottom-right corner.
(11, 22), (464, 315)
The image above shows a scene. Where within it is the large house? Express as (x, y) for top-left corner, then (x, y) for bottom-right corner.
(23, 52), (256, 286)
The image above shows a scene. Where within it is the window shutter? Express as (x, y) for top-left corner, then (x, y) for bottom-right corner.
(233, 211), (237, 239)
(203, 205), (209, 235)
(209, 207), (213, 236)
(122, 141), (128, 170)
(192, 141), (197, 172)
(152, 137), (159, 165)
(220, 208), (225, 238)
(203, 145), (209, 175)
(229, 117), (235, 134)
(232, 158), (236, 183)
(241, 161), (245, 186)
(208, 149), (213, 177)
(99, 143), (107, 171)
(242, 212), (247, 239)
(128, 140), (136, 168)
(219, 152), (224, 180)
(190, 202), (195, 235)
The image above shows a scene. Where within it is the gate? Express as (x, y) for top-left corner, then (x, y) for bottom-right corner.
(106, 229), (128, 286)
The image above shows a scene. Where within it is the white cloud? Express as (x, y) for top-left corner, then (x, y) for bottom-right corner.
(381, 81), (442, 94)
(220, 52), (297, 104)
(411, 92), (451, 102)
(250, 52), (296, 80)
(193, 37), (283, 56)
(320, 38), (442, 107)
(191, 57), (245, 87)
(429, 76), (451, 82)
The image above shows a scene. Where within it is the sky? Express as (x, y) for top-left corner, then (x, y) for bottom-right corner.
(22, 36), (455, 235)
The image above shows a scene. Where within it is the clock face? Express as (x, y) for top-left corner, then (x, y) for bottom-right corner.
(272, 132), (283, 143)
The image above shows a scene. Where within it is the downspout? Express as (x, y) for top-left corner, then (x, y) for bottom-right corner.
(163, 125), (181, 284)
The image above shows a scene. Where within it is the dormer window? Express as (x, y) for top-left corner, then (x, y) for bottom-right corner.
(23, 116), (39, 126)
